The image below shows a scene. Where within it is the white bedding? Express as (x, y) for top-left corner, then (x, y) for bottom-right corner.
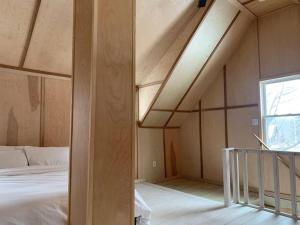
(0, 165), (151, 225)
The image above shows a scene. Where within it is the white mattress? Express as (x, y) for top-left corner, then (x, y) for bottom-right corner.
(0, 166), (151, 225)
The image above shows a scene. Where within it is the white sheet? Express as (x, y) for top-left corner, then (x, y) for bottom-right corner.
(0, 165), (68, 225)
(0, 166), (151, 225)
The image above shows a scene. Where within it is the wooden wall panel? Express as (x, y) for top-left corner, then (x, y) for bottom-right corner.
(136, 0), (199, 84)
(0, 73), (40, 146)
(227, 21), (259, 106)
(138, 128), (165, 181)
(202, 110), (225, 181)
(168, 112), (190, 127)
(24, 0), (73, 75)
(201, 70), (224, 109)
(164, 129), (181, 178)
(259, 5), (300, 79)
(179, 113), (201, 179)
(0, 0), (35, 66)
(43, 78), (71, 147)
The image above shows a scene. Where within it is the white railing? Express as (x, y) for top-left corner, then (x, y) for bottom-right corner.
(223, 148), (300, 220)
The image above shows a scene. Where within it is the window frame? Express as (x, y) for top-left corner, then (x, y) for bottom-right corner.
(260, 74), (300, 149)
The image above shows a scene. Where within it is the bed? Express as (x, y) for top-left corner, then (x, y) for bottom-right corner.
(0, 146), (151, 225)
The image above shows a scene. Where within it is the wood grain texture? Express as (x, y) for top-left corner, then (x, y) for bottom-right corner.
(245, 0), (295, 16)
(92, 0), (134, 224)
(0, 0), (35, 66)
(259, 5), (300, 79)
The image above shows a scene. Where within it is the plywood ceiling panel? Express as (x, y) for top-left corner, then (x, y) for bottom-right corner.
(142, 111), (172, 127)
(0, 0), (35, 66)
(167, 112), (190, 127)
(139, 84), (161, 121)
(24, 0), (73, 75)
(153, 0), (238, 110)
(178, 12), (252, 110)
(245, 0), (296, 16)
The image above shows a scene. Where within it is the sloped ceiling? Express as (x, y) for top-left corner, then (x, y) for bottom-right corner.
(0, 0), (73, 78)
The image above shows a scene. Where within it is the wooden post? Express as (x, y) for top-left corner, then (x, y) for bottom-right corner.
(257, 150), (264, 208)
(289, 153), (297, 219)
(272, 152), (280, 213)
(242, 151), (249, 204)
(232, 150), (240, 203)
(71, 0), (134, 224)
(223, 148), (232, 207)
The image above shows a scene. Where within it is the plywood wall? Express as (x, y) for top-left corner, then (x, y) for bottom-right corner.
(179, 5), (300, 193)
(0, 72), (71, 147)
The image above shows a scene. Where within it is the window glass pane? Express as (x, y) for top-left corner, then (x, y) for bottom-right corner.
(265, 116), (300, 152)
(265, 79), (300, 115)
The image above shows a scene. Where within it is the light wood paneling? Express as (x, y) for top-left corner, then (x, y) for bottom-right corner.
(24, 0), (73, 75)
(43, 78), (71, 147)
(201, 71), (224, 109)
(0, 0), (35, 66)
(259, 5), (300, 79)
(178, 12), (253, 110)
(227, 22), (259, 106)
(168, 112), (190, 127)
(202, 110), (225, 181)
(92, 0), (134, 224)
(153, 1), (238, 110)
(246, 0), (296, 16)
(143, 111), (172, 127)
(139, 84), (161, 120)
(141, 0), (214, 85)
(179, 113), (201, 179)
(138, 128), (165, 181)
(0, 73), (40, 146)
(164, 129), (181, 177)
(136, 0), (199, 84)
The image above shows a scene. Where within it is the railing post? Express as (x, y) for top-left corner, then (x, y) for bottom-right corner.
(272, 152), (280, 213)
(232, 149), (240, 203)
(257, 150), (264, 208)
(223, 148), (232, 207)
(242, 151), (249, 204)
(289, 152), (297, 219)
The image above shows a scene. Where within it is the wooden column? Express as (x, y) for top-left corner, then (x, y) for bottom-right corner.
(71, 0), (134, 224)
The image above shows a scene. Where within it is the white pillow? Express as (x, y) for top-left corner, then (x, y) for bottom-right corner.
(24, 146), (70, 166)
(0, 146), (28, 169)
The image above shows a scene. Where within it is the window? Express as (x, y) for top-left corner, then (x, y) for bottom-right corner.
(260, 75), (300, 151)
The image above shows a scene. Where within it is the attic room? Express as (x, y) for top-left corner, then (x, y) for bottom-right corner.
(0, 0), (300, 225)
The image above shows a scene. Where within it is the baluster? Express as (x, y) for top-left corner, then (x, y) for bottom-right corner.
(243, 151), (249, 204)
(223, 149), (231, 207)
(257, 150), (264, 208)
(272, 152), (280, 213)
(289, 153), (297, 218)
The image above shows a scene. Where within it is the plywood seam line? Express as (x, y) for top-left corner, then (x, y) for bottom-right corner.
(138, 125), (180, 129)
(19, 0), (42, 67)
(259, 4), (297, 18)
(39, 77), (45, 147)
(238, 0), (257, 17)
(137, 80), (164, 89)
(0, 64), (72, 79)
(151, 109), (200, 113)
(202, 103), (259, 111)
(199, 100), (204, 179)
(139, 0), (216, 125)
(223, 65), (229, 148)
(164, 11), (241, 128)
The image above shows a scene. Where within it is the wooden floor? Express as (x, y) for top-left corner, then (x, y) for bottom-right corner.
(136, 179), (300, 225)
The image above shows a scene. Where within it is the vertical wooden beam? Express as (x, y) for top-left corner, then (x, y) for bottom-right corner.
(39, 78), (45, 147)
(257, 150), (264, 208)
(289, 153), (297, 218)
(256, 18), (262, 80)
(223, 148), (232, 207)
(223, 65), (229, 148)
(19, 0), (41, 67)
(199, 100), (204, 179)
(163, 128), (167, 178)
(242, 151), (249, 204)
(272, 152), (280, 213)
(232, 150), (240, 203)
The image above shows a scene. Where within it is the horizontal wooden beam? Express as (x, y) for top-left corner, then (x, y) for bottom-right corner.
(151, 109), (200, 113)
(137, 80), (164, 89)
(0, 64), (71, 80)
(202, 103), (259, 112)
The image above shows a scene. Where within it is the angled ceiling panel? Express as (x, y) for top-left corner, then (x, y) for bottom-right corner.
(142, 111), (172, 127)
(139, 84), (161, 121)
(152, 0), (239, 110)
(178, 12), (252, 111)
(0, 0), (35, 66)
(24, 0), (73, 75)
(167, 112), (190, 127)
